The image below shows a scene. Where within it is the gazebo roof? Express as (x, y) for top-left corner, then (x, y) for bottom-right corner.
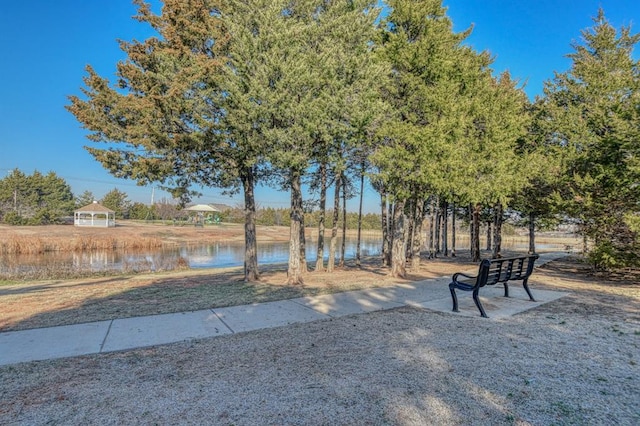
(75, 201), (115, 213)
(185, 204), (220, 212)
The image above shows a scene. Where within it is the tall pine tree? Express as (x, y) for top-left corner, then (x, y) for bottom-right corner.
(542, 9), (640, 268)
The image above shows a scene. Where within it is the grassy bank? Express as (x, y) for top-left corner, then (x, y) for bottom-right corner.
(1, 235), (165, 255)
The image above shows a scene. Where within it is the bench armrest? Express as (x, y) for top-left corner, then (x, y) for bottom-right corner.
(452, 272), (477, 283)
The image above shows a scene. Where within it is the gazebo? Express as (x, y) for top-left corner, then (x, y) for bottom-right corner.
(185, 204), (220, 226)
(74, 201), (116, 227)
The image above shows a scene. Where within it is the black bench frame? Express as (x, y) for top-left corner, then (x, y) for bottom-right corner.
(448, 254), (539, 318)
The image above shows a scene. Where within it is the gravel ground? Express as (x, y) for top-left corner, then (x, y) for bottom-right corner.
(1, 279), (639, 425)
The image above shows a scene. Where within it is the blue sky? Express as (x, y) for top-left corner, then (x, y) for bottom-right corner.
(1, 0), (638, 213)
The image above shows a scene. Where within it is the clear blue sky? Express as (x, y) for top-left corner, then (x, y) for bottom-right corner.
(1, 1), (638, 213)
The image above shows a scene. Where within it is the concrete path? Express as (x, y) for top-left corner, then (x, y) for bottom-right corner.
(0, 253), (569, 366)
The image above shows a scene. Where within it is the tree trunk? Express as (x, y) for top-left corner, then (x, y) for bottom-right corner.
(327, 176), (340, 273)
(429, 198), (436, 258)
(486, 221), (492, 251)
(391, 199), (406, 278)
(287, 170), (305, 285)
(241, 168), (260, 282)
(435, 197), (441, 255)
(356, 162), (365, 267)
(451, 202), (456, 257)
(380, 191), (390, 266)
(528, 212), (536, 254)
(406, 198), (415, 261)
(387, 199), (394, 266)
(411, 197), (424, 271)
(340, 173), (347, 267)
(441, 201), (448, 256)
(300, 206), (307, 272)
(315, 162), (327, 271)
(470, 203), (481, 262)
(492, 202), (503, 259)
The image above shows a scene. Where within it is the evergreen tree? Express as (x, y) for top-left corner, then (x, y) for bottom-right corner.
(67, 0), (267, 281)
(542, 9), (640, 268)
(457, 72), (531, 261)
(225, 0), (383, 284)
(373, 0), (488, 271)
(75, 190), (96, 208)
(101, 188), (131, 219)
(510, 100), (564, 254)
(0, 169), (74, 224)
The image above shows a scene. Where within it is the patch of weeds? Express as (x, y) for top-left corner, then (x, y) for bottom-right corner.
(634, 330), (640, 336)
(559, 320), (566, 325)
(549, 401), (585, 425)
(596, 376), (608, 382)
(611, 325), (624, 336)
(505, 413), (516, 424)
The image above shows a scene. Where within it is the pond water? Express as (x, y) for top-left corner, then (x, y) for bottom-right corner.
(0, 237), (384, 279)
(182, 238), (383, 268)
(0, 235), (572, 280)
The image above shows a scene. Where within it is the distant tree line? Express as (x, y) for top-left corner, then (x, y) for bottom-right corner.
(65, 0), (639, 279)
(0, 169), (75, 225)
(0, 170), (170, 224)
(0, 170), (386, 229)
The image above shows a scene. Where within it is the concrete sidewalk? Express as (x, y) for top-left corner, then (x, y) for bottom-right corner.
(0, 253), (569, 366)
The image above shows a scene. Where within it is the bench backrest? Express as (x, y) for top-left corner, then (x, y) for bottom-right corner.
(477, 255), (539, 287)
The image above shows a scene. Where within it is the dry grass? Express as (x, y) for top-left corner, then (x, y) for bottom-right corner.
(0, 254), (480, 332)
(1, 254), (639, 425)
(0, 235), (165, 255)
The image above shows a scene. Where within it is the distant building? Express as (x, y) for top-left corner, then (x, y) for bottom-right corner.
(74, 201), (115, 227)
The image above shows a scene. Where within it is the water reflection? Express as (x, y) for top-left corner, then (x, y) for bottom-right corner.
(1, 236), (572, 279)
(180, 238), (382, 268)
(0, 238), (383, 278)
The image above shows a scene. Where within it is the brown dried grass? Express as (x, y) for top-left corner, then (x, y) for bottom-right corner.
(0, 235), (164, 255)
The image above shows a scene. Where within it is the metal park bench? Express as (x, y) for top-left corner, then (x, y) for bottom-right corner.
(448, 254), (539, 318)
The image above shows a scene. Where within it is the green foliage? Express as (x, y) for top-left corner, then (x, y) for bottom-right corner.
(588, 240), (640, 270)
(129, 202), (156, 220)
(67, 0), (232, 202)
(373, 0), (530, 208)
(373, 0), (470, 201)
(75, 190), (96, 208)
(63, 0), (640, 273)
(541, 9), (640, 268)
(2, 211), (24, 225)
(100, 188), (131, 219)
(0, 169), (74, 224)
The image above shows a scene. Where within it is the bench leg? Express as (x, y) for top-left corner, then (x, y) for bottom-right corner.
(472, 288), (488, 318)
(523, 278), (536, 302)
(503, 282), (510, 298)
(449, 283), (459, 312)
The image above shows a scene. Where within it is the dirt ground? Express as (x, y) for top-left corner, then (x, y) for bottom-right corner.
(1, 223), (640, 424)
(1, 255), (639, 425)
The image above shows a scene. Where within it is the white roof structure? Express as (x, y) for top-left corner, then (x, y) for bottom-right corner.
(74, 201), (116, 227)
(185, 204), (220, 212)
